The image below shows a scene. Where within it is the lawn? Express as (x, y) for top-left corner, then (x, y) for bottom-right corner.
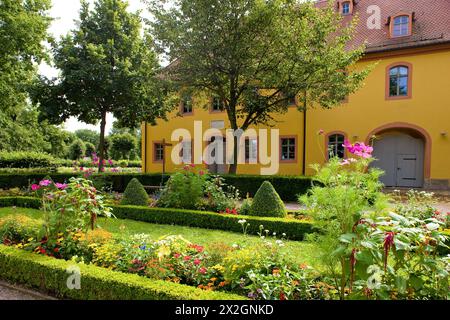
(0, 207), (320, 267)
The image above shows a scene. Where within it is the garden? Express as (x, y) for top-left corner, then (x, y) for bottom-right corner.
(0, 140), (449, 300)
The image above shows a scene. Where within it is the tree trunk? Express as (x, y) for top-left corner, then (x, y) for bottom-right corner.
(228, 134), (239, 174)
(98, 111), (107, 173)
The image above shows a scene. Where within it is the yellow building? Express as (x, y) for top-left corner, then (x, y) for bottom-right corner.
(142, 0), (450, 189)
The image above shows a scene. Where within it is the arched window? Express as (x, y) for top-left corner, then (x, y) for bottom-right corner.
(342, 1), (351, 15)
(389, 66), (409, 97)
(327, 134), (345, 159)
(391, 15), (411, 37)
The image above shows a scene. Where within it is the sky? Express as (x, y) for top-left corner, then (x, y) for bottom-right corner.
(38, 0), (149, 133)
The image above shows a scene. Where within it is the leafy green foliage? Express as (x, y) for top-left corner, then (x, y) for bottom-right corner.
(0, 214), (41, 245)
(0, 151), (57, 169)
(249, 181), (286, 218)
(68, 140), (86, 160)
(110, 133), (138, 160)
(120, 178), (149, 207)
(149, 0), (369, 173)
(75, 129), (100, 146)
(0, 0), (51, 115)
(85, 142), (96, 158)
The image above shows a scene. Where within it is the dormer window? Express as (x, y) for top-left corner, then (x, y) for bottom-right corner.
(390, 14), (412, 37)
(342, 1), (351, 15)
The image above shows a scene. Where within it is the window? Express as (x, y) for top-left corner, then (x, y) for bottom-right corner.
(280, 137), (296, 162)
(180, 140), (192, 163)
(154, 143), (164, 162)
(210, 120), (225, 129)
(391, 15), (411, 37)
(181, 96), (193, 114)
(342, 1), (351, 15)
(389, 66), (409, 97)
(211, 97), (224, 112)
(245, 138), (258, 163)
(327, 134), (345, 159)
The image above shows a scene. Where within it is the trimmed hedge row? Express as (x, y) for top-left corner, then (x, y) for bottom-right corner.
(113, 206), (315, 241)
(0, 245), (243, 300)
(0, 151), (58, 169)
(0, 173), (312, 201)
(0, 196), (41, 209)
(0, 197), (315, 241)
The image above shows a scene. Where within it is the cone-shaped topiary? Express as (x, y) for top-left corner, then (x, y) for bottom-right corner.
(249, 181), (287, 217)
(120, 178), (149, 207)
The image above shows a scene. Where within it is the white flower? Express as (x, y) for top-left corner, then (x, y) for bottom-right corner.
(275, 240), (284, 247)
(232, 244), (239, 248)
(273, 232), (276, 236)
(238, 219), (247, 225)
(282, 233), (286, 237)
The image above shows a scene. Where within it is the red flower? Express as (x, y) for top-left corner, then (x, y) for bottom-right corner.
(53, 248), (59, 253)
(199, 267), (207, 274)
(184, 255), (191, 261)
(174, 253), (181, 259)
(279, 291), (287, 300)
(194, 259), (201, 266)
(383, 232), (395, 271)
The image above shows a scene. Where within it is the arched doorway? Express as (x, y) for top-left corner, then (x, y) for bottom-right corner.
(367, 123), (431, 188)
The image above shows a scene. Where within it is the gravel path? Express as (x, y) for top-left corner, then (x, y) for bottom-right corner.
(0, 280), (55, 300)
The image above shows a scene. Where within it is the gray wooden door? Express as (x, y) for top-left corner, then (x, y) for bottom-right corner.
(371, 133), (424, 188)
(207, 137), (227, 174)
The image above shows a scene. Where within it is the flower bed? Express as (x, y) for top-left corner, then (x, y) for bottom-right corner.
(0, 245), (243, 300)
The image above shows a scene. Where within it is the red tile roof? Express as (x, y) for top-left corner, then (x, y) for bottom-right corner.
(316, 0), (450, 53)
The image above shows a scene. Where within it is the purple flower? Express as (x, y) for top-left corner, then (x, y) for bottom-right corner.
(108, 159), (114, 166)
(39, 180), (52, 187)
(55, 183), (68, 190)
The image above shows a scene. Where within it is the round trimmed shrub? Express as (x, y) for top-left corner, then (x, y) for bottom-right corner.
(120, 178), (149, 207)
(249, 181), (286, 217)
(68, 139), (86, 160)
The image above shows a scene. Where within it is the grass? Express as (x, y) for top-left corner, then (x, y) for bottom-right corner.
(0, 207), (320, 267)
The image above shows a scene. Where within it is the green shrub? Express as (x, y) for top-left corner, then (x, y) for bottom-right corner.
(68, 139), (86, 160)
(0, 245), (243, 300)
(121, 178), (149, 207)
(85, 142), (96, 158)
(0, 215), (42, 244)
(249, 181), (287, 218)
(158, 169), (206, 209)
(239, 196), (253, 216)
(0, 151), (57, 169)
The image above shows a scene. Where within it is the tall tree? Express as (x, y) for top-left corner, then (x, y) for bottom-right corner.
(0, 0), (52, 115)
(148, 0), (370, 174)
(34, 0), (169, 172)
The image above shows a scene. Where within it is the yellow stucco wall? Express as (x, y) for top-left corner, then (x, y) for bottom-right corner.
(142, 45), (450, 185)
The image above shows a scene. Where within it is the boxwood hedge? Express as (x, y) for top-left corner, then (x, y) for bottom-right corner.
(0, 197), (315, 241)
(0, 245), (243, 300)
(0, 173), (312, 201)
(112, 206), (315, 241)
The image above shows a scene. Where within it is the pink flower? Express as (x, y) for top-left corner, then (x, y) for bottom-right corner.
(184, 255), (191, 261)
(31, 184), (40, 191)
(190, 163), (195, 168)
(194, 259), (201, 266)
(199, 170), (205, 176)
(174, 253), (181, 259)
(343, 140), (373, 158)
(108, 159), (114, 166)
(55, 183), (68, 190)
(199, 267), (207, 274)
(39, 180), (52, 187)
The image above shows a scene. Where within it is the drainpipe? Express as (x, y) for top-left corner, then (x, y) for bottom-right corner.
(302, 109), (307, 176)
(143, 122), (147, 173)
